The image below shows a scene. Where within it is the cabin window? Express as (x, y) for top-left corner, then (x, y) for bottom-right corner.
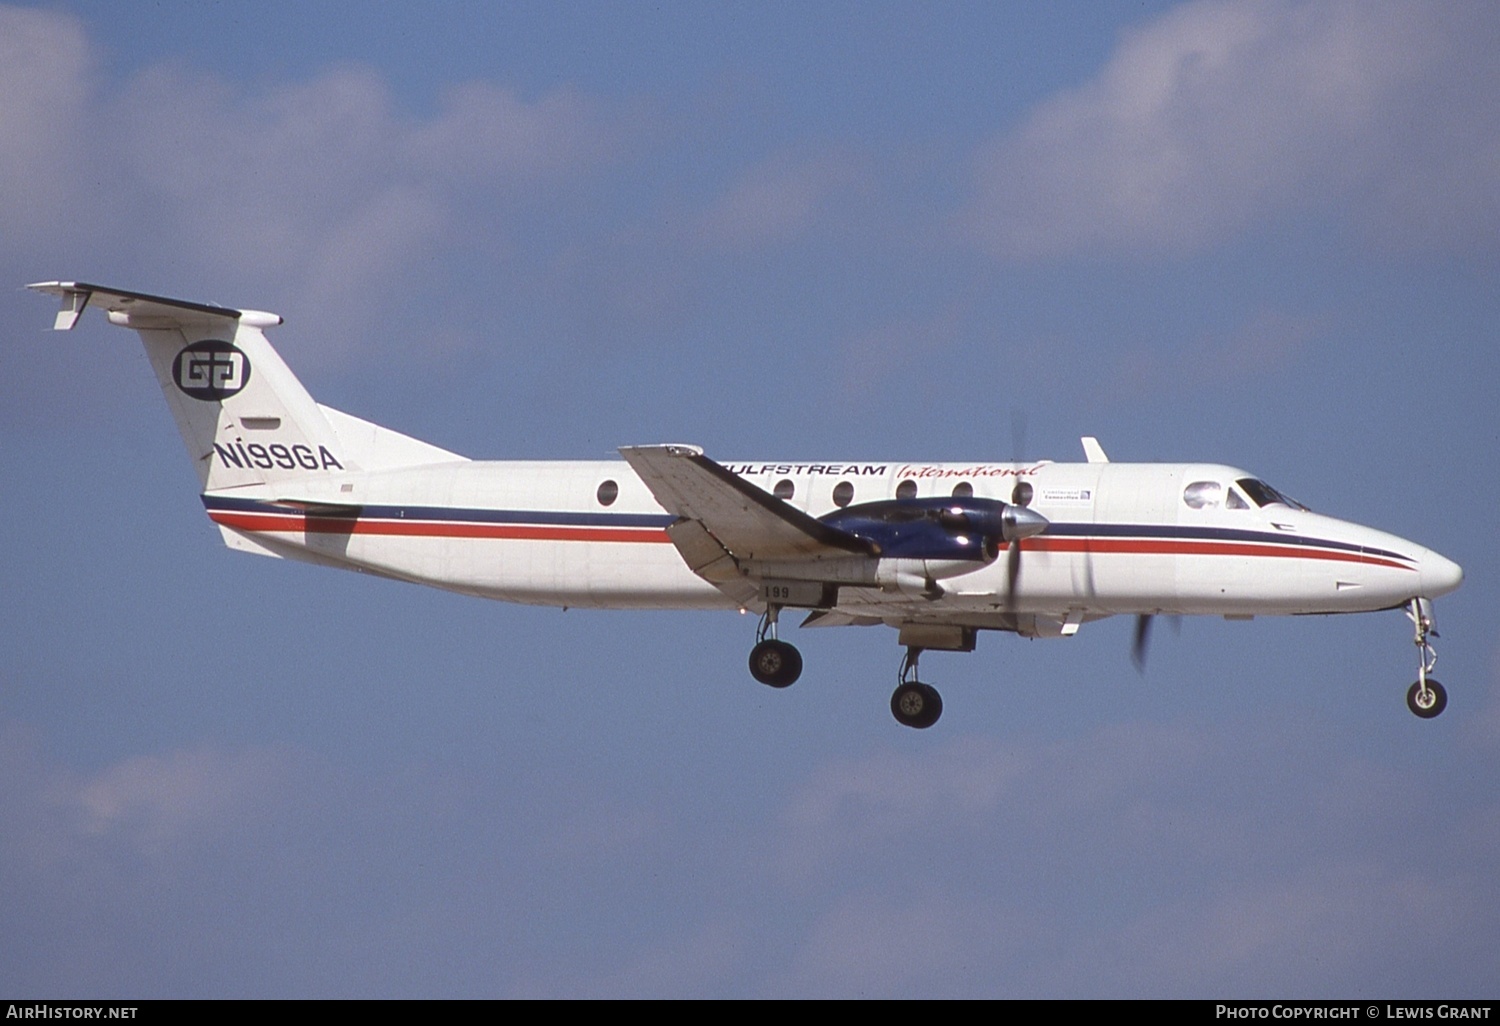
(832, 481), (854, 507)
(1011, 480), (1034, 507)
(596, 480), (619, 506)
(774, 478), (795, 500)
(896, 479), (917, 500)
(1183, 481), (1222, 509)
(951, 481), (973, 498)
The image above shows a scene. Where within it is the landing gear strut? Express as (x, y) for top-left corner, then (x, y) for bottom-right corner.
(890, 647), (942, 729)
(748, 605), (802, 688)
(1405, 599), (1447, 719)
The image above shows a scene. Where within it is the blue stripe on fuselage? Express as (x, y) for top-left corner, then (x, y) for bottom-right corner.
(201, 494), (675, 530)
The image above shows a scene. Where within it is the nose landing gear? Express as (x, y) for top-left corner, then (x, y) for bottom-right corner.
(1405, 599), (1448, 719)
(748, 605), (802, 688)
(891, 647), (942, 729)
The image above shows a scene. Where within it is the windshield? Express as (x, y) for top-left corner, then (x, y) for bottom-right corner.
(1236, 478), (1309, 511)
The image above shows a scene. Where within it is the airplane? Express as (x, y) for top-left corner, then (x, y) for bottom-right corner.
(29, 281), (1465, 728)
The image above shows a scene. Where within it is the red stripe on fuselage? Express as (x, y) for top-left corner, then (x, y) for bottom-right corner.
(1020, 536), (1413, 570)
(208, 510), (673, 544)
(208, 510), (1413, 569)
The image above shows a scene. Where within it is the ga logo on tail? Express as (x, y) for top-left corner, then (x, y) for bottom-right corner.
(173, 340), (250, 400)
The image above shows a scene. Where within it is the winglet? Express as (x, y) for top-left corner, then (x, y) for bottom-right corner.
(1081, 436), (1109, 463)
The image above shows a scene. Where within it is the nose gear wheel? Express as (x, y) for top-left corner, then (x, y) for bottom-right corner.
(1406, 679), (1447, 718)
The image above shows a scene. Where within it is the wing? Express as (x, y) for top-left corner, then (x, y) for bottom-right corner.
(620, 445), (877, 607)
(620, 445), (875, 561)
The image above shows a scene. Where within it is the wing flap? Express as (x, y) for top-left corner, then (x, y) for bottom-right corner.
(666, 518), (760, 607)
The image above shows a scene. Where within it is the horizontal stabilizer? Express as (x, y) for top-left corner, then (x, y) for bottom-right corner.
(28, 281), (280, 331)
(621, 444), (876, 562)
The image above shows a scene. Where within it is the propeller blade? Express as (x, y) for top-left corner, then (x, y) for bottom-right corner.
(1001, 411), (1039, 614)
(999, 507), (1046, 611)
(1131, 613), (1153, 673)
(1004, 539), (1023, 610)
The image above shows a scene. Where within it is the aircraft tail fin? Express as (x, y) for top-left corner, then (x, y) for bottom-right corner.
(29, 282), (466, 492)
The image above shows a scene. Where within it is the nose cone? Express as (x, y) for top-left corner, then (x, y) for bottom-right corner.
(1420, 550), (1464, 598)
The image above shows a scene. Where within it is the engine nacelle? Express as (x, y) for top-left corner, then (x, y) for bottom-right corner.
(819, 496), (1047, 564)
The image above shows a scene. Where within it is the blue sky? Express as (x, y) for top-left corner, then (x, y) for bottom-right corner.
(2, 0), (1497, 997)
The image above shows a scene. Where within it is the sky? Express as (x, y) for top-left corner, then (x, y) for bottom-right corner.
(2, 0), (1498, 998)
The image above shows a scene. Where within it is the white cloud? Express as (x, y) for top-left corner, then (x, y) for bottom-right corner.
(0, 5), (616, 356)
(0, 6), (92, 237)
(698, 151), (870, 248)
(969, 0), (1500, 259)
(408, 82), (607, 184)
(76, 746), (290, 854)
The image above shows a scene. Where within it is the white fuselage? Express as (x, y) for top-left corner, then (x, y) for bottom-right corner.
(203, 457), (1462, 626)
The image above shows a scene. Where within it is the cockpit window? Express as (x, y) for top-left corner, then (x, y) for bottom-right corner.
(1183, 481), (1223, 509)
(1225, 487), (1250, 510)
(1236, 478), (1308, 511)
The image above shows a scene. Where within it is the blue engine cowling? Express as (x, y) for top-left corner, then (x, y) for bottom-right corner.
(817, 496), (1047, 563)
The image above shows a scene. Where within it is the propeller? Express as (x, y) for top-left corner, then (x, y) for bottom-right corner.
(1131, 615), (1153, 673)
(1131, 612), (1182, 673)
(1005, 537), (1022, 610)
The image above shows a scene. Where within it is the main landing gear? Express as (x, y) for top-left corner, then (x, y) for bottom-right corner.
(891, 647), (942, 730)
(743, 608), (943, 729)
(748, 605), (802, 688)
(1404, 599), (1447, 719)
